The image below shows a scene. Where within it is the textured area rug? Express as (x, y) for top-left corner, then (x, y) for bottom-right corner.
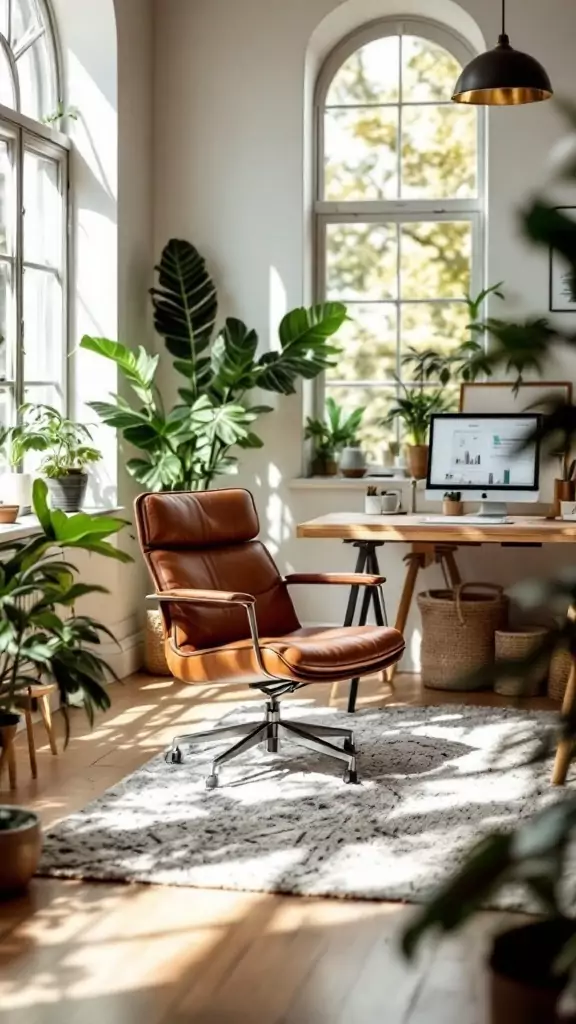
(39, 703), (565, 909)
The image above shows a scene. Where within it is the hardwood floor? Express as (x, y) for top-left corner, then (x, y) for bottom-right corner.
(0, 673), (555, 1023)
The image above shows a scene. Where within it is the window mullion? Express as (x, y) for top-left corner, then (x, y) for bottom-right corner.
(14, 123), (23, 416)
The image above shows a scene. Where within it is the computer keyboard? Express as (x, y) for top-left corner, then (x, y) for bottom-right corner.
(419, 515), (510, 525)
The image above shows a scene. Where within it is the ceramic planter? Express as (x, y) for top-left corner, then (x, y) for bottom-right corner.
(407, 445), (429, 480)
(489, 920), (576, 1024)
(339, 446), (367, 478)
(45, 472), (88, 512)
(0, 807), (42, 896)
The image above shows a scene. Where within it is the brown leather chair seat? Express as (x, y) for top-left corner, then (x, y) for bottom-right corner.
(135, 488), (406, 788)
(169, 625), (406, 685)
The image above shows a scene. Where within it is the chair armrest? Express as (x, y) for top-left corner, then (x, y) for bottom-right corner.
(148, 588), (256, 606)
(285, 573), (386, 587)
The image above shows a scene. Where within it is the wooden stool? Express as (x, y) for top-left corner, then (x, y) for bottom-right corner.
(14, 684), (59, 781)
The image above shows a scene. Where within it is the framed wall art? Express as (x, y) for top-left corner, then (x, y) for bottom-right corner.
(550, 207), (576, 312)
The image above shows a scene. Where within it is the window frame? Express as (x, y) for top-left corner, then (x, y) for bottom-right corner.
(312, 16), (486, 430)
(0, 0), (69, 429)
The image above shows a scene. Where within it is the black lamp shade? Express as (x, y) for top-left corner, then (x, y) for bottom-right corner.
(453, 35), (553, 105)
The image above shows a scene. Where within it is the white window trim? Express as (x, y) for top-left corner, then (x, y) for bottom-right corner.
(0, 0), (70, 425)
(310, 16), (487, 432)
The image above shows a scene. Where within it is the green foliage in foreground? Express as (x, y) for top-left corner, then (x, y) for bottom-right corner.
(0, 480), (131, 736)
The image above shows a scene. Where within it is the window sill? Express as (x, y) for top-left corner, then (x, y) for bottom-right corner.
(0, 507), (124, 546)
(289, 476), (426, 490)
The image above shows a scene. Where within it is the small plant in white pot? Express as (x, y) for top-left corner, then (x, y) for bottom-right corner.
(0, 425), (33, 515)
(13, 405), (101, 512)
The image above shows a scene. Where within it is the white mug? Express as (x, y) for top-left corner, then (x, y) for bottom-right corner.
(561, 501), (576, 521)
(381, 490), (401, 514)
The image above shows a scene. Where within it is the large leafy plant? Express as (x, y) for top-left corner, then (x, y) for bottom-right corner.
(0, 479), (131, 731)
(81, 238), (346, 491)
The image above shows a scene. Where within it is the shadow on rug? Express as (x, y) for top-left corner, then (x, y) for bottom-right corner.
(38, 703), (564, 909)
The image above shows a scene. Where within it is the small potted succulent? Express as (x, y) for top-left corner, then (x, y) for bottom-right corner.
(13, 405), (101, 512)
(443, 490), (463, 516)
(305, 397), (365, 477)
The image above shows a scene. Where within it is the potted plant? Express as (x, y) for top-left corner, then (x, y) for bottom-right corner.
(305, 397), (365, 477)
(383, 384), (451, 480)
(443, 490), (463, 516)
(0, 424), (33, 515)
(0, 478), (131, 895)
(11, 405), (101, 512)
(79, 238), (347, 492)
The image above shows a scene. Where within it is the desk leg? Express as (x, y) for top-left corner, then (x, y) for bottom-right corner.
(346, 544), (388, 715)
(330, 544), (368, 706)
(386, 555), (421, 684)
(443, 549), (462, 588)
(553, 608), (576, 785)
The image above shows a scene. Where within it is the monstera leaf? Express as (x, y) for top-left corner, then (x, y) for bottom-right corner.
(150, 239), (218, 389)
(210, 318), (259, 393)
(254, 303), (345, 395)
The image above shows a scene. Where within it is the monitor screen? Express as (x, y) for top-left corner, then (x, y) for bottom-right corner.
(427, 414), (540, 491)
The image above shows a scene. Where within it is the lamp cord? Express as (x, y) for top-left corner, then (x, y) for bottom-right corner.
(502, 0), (506, 36)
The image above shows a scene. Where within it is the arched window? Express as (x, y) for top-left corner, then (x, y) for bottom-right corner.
(0, 0), (68, 431)
(0, 0), (59, 122)
(315, 19), (484, 454)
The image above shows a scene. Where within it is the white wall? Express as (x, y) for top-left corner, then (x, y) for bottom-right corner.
(152, 0), (576, 670)
(48, 0), (154, 675)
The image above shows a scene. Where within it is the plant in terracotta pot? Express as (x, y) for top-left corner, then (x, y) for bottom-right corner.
(305, 397), (364, 477)
(382, 383), (451, 480)
(11, 405), (101, 512)
(0, 479), (131, 895)
(443, 490), (463, 516)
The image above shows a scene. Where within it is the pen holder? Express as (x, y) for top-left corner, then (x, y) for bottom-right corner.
(364, 494), (382, 515)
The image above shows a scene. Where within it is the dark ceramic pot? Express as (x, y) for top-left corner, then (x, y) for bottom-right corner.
(45, 472), (88, 512)
(490, 920), (576, 1024)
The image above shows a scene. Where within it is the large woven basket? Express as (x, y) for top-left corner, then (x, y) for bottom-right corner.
(494, 627), (550, 697)
(144, 609), (171, 676)
(548, 648), (573, 703)
(417, 582), (508, 691)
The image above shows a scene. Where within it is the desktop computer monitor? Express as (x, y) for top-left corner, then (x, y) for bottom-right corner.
(426, 413), (541, 517)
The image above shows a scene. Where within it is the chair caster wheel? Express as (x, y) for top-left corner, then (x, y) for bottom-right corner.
(165, 747), (182, 765)
(343, 768), (359, 784)
(205, 774), (218, 790)
(343, 739), (355, 755)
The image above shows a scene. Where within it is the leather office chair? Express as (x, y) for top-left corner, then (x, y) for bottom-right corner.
(135, 489), (405, 788)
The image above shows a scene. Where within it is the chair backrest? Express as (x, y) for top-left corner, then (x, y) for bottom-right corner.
(134, 489), (301, 651)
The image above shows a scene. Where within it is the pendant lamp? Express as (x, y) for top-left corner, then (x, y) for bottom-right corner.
(452, 0), (553, 106)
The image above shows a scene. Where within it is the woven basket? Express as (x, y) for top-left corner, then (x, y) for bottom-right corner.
(144, 609), (171, 676)
(548, 648), (573, 703)
(417, 582), (508, 690)
(494, 628), (550, 697)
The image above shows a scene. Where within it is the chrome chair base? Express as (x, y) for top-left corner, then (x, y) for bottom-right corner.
(165, 697), (358, 788)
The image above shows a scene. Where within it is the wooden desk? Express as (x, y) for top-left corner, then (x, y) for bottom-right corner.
(297, 513), (576, 546)
(297, 514), (576, 784)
